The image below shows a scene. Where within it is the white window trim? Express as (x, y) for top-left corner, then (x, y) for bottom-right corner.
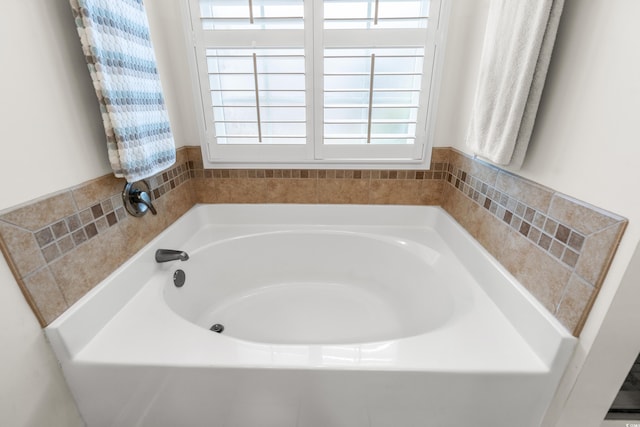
(181, 0), (450, 170)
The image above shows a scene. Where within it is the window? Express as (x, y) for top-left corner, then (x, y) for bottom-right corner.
(184, 0), (448, 168)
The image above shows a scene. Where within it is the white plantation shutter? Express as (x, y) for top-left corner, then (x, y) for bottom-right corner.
(186, 0), (447, 167)
(324, 0), (431, 29)
(198, 0), (305, 29)
(207, 48), (307, 145)
(323, 47), (423, 145)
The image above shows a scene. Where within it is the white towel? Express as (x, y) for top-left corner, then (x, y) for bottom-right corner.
(70, 0), (176, 182)
(466, 0), (564, 169)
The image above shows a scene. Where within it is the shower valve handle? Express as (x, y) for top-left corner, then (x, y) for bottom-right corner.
(122, 181), (157, 217)
(130, 189), (157, 215)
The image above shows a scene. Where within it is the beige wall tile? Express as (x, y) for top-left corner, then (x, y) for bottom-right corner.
(175, 146), (190, 165)
(440, 183), (458, 218)
(185, 146), (204, 169)
(495, 171), (554, 213)
(369, 180), (422, 205)
(474, 204), (513, 260)
(157, 181), (195, 222)
(449, 149), (499, 186)
(215, 179), (268, 203)
(266, 179), (318, 204)
(72, 174), (124, 211)
(23, 268), (68, 325)
(508, 231), (571, 313)
(549, 194), (623, 235)
(430, 147), (451, 163)
(50, 225), (129, 306)
(317, 179), (370, 204)
(0, 192), (76, 231)
(497, 228), (572, 312)
(442, 184), (506, 259)
(117, 209), (169, 258)
(191, 178), (217, 204)
(441, 183), (477, 232)
(418, 180), (444, 205)
(556, 274), (596, 335)
(575, 222), (627, 286)
(0, 222), (46, 277)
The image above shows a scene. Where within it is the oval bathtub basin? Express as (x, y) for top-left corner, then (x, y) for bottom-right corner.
(45, 205), (576, 427)
(165, 231), (454, 344)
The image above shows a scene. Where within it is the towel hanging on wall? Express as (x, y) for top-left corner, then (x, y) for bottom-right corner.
(70, 0), (175, 182)
(466, 0), (564, 170)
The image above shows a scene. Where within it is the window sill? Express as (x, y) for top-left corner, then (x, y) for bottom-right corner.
(201, 158), (434, 171)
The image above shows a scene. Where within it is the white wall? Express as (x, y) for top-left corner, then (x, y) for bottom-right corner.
(145, 0), (200, 148)
(0, 257), (83, 426)
(0, 0), (192, 211)
(528, 1), (640, 425)
(0, 1), (109, 209)
(435, 1), (640, 426)
(0, 1), (104, 425)
(433, 0), (490, 148)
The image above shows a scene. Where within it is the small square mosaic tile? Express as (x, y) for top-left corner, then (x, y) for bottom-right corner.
(28, 160), (191, 266)
(445, 164), (588, 270)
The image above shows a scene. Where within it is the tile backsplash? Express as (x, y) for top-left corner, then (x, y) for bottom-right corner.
(0, 147), (626, 335)
(188, 147), (448, 206)
(442, 150), (626, 334)
(0, 149), (193, 325)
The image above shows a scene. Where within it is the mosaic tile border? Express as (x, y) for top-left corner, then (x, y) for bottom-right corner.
(446, 164), (587, 269)
(150, 162), (191, 199)
(33, 195), (127, 263)
(187, 162), (449, 181)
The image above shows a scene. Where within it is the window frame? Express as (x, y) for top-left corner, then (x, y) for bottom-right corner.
(182, 0), (450, 169)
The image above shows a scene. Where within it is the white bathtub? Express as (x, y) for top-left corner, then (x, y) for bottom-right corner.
(46, 204), (576, 427)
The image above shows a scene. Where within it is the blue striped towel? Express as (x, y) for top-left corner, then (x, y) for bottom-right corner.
(70, 0), (175, 182)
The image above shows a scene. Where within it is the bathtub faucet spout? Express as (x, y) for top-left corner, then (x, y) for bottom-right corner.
(155, 249), (189, 263)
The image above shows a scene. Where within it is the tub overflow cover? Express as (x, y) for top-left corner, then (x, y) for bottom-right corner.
(173, 270), (186, 288)
(210, 324), (224, 333)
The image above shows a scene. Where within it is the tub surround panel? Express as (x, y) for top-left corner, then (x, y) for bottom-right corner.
(0, 147), (626, 335)
(442, 149), (627, 334)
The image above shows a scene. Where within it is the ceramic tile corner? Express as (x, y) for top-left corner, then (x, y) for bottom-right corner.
(556, 274), (596, 335)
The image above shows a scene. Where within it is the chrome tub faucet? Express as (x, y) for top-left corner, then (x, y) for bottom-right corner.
(155, 249), (189, 263)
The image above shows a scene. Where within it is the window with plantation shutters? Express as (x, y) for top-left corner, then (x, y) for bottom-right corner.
(184, 0), (448, 168)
